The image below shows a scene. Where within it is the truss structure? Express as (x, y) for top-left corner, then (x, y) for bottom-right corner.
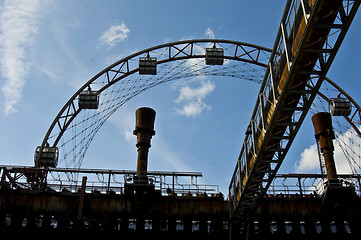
(228, 0), (360, 219)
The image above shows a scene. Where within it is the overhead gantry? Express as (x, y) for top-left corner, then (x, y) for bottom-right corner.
(228, 0), (360, 220)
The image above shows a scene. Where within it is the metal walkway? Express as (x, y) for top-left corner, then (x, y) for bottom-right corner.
(229, 0), (360, 219)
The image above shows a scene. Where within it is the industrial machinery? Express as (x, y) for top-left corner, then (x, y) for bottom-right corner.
(1, 108), (228, 238)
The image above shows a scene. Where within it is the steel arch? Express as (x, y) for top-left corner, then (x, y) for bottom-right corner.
(36, 39), (273, 166)
(35, 39), (361, 174)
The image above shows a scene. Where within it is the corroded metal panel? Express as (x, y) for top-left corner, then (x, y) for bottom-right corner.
(0, 188), (228, 219)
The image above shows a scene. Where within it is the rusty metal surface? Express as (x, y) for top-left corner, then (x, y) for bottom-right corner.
(0, 186), (229, 237)
(312, 112), (339, 183)
(230, 193), (361, 240)
(0, 187), (227, 219)
(255, 195), (361, 218)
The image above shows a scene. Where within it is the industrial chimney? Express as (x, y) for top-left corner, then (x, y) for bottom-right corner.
(133, 107), (156, 184)
(311, 112), (339, 186)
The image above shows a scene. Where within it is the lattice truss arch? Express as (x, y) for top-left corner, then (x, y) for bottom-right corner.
(36, 39), (273, 169)
(36, 30), (361, 175)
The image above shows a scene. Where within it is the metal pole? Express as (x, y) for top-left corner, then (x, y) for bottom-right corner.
(172, 174), (175, 193)
(107, 171), (111, 192)
(298, 177), (303, 196)
(77, 176), (87, 220)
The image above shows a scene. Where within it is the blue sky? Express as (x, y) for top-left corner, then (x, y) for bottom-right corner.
(1, 0), (361, 194)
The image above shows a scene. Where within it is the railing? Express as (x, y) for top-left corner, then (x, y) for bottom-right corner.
(267, 174), (361, 197)
(0, 165), (220, 197)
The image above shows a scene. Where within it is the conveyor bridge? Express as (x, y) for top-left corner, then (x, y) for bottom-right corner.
(228, 0), (360, 219)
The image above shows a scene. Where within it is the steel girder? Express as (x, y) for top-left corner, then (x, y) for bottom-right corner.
(229, 0), (360, 220)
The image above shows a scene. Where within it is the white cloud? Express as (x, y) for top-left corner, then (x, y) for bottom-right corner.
(294, 144), (319, 172)
(295, 127), (360, 174)
(175, 100), (210, 118)
(205, 27), (215, 39)
(100, 22), (130, 48)
(332, 128), (357, 173)
(172, 34), (218, 118)
(175, 80), (215, 103)
(0, 0), (43, 115)
(175, 80), (215, 117)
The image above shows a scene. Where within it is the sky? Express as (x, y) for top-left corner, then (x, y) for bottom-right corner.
(1, 0), (361, 195)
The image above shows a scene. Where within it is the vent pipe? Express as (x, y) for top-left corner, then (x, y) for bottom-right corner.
(312, 112), (339, 185)
(133, 107), (156, 182)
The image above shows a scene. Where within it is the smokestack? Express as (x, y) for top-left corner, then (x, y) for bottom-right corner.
(311, 112), (339, 185)
(133, 107), (156, 182)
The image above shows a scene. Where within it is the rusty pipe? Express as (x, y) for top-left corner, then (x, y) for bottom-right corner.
(311, 112), (338, 185)
(77, 176), (87, 220)
(133, 107), (156, 181)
